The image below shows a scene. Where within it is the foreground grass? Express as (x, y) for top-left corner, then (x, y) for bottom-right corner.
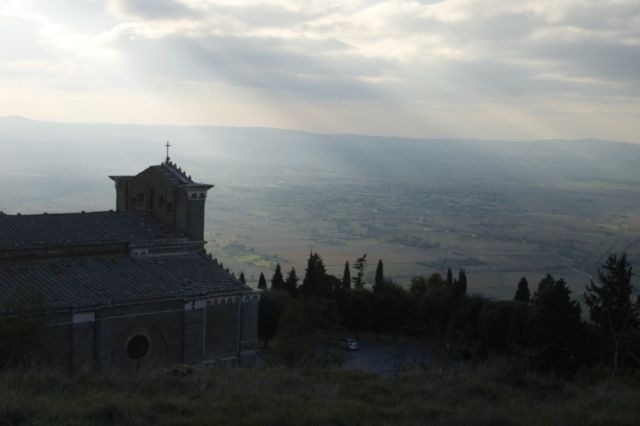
(1, 363), (639, 426)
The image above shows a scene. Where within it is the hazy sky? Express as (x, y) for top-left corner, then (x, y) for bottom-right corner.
(0, 0), (639, 141)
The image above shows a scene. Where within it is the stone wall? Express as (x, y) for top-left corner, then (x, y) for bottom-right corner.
(39, 311), (74, 373)
(240, 294), (260, 363)
(38, 292), (259, 373)
(94, 301), (185, 372)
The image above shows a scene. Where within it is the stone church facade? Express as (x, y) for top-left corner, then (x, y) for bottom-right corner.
(0, 158), (259, 372)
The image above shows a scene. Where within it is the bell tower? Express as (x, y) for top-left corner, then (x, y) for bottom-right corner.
(109, 156), (213, 242)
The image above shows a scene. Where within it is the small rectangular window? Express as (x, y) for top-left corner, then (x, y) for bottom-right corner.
(166, 202), (173, 212)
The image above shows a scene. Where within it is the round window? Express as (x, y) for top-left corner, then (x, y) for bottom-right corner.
(126, 334), (150, 360)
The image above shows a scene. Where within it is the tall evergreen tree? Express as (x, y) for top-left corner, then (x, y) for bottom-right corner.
(585, 253), (638, 373)
(514, 277), (530, 303)
(446, 268), (453, 286)
(258, 289), (290, 349)
(532, 275), (580, 317)
(457, 268), (467, 296)
(585, 253), (637, 335)
(271, 263), (285, 290)
(284, 267), (299, 297)
(258, 272), (267, 290)
(302, 252), (332, 298)
(529, 274), (584, 372)
(352, 254), (367, 289)
(375, 259), (384, 287)
(342, 261), (351, 291)
(329, 275), (343, 300)
(239, 272), (246, 285)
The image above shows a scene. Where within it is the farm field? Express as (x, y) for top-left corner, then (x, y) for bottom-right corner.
(204, 173), (640, 298)
(2, 118), (640, 299)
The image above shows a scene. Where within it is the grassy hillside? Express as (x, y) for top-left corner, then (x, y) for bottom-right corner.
(1, 364), (639, 425)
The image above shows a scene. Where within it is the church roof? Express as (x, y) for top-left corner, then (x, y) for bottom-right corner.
(0, 211), (180, 251)
(0, 251), (248, 312)
(109, 161), (212, 189)
(159, 160), (194, 185)
(155, 161), (213, 188)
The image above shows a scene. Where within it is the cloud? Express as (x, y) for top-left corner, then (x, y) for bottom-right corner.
(110, 32), (388, 99)
(110, 0), (195, 20)
(112, 0), (640, 100)
(0, 0), (639, 140)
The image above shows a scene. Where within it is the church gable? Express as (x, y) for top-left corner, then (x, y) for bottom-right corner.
(126, 165), (183, 215)
(110, 160), (213, 241)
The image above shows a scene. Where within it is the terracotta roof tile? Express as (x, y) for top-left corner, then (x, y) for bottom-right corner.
(0, 252), (249, 312)
(0, 211), (179, 250)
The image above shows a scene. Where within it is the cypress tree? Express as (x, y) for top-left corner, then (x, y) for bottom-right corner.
(375, 259), (384, 287)
(302, 252), (330, 297)
(342, 261), (351, 291)
(239, 272), (246, 285)
(352, 254), (367, 289)
(458, 268), (467, 295)
(284, 267), (299, 297)
(258, 272), (267, 290)
(514, 277), (530, 303)
(302, 252), (318, 297)
(446, 268), (453, 286)
(271, 263), (285, 290)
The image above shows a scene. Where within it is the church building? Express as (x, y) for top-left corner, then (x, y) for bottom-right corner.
(0, 156), (259, 372)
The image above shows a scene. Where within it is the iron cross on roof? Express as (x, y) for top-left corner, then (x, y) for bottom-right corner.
(165, 141), (171, 163)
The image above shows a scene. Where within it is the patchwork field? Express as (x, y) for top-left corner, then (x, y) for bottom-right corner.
(204, 173), (640, 298)
(2, 118), (640, 300)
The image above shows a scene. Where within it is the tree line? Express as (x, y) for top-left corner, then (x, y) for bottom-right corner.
(256, 252), (640, 373)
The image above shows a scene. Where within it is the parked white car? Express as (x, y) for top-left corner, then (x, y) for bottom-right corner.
(340, 338), (359, 351)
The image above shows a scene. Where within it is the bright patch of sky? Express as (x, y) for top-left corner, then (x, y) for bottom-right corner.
(0, 0), (639, 141)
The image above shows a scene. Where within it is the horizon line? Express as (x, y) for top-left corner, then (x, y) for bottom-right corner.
(0, 114), (636, 146)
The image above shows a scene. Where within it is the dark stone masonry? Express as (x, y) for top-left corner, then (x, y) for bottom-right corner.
(0, 157), (259, 372)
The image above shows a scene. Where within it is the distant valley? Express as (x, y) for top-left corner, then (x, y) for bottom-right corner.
(2, 116), (639, 299)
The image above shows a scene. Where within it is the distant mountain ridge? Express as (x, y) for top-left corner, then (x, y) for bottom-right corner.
(1, 115), (639, 185)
